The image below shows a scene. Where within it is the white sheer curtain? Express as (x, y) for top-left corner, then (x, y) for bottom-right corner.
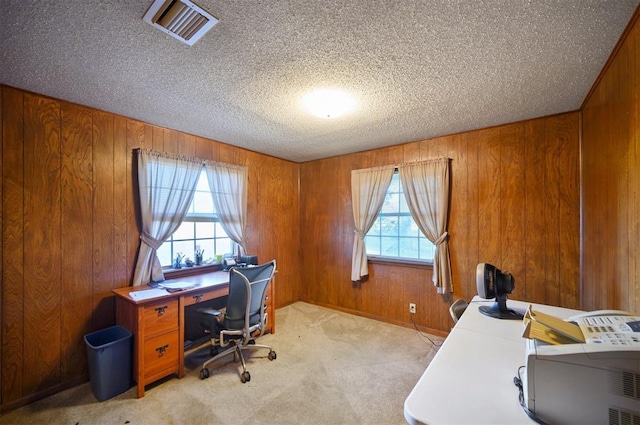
(205, 161), (248, 255)
(351, 166), (395, 282)
(398, 158), (452, 293)
(132, 150), (202, 286)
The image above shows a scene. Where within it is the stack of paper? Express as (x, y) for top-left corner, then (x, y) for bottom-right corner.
(158, 281), (196, 292)
(522, 305), (585, 345)
(130, 288), (168, 301)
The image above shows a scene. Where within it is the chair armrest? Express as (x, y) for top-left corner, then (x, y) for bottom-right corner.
(197, 308), (222, 317)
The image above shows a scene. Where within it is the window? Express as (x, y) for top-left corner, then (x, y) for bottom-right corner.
(365, 172), (435, 261)
(156, 169), (233, 267)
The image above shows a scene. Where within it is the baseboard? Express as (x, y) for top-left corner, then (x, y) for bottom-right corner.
(0, 375), (88, 416)
(297, 299), (449, 338)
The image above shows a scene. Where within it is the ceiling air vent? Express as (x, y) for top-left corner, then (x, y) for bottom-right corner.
(143, 0), (218, 46)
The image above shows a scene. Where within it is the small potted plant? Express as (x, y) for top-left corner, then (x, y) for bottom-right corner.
(195, 248), (204, 266)
(173, 252), (185, 269)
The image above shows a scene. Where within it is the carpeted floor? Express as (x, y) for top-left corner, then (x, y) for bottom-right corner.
(0, 302), (443, 425)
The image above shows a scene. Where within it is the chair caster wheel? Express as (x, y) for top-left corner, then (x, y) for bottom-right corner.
(268, 351), (277, 361)
(200, 368), (210, 380)
(240, 371), (250, 383)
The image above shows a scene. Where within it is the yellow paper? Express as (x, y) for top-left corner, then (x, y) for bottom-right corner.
(522, 320), (580, 345)
(525, 305), (585, 343)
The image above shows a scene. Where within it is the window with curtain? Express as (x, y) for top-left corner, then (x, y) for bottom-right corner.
(365, 171), (435, 262)
(351, 158), (451, 292)
(156, 169), (233, 266)
(132, 149), (247, 286)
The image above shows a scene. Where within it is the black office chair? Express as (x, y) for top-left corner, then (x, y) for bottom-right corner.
(197, 260), (277, 383)
(449, 298), (468, 324)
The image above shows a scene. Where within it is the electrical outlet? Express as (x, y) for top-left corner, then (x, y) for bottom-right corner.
(409, 303), (416, 314)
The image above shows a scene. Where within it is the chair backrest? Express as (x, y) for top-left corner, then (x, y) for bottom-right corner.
(449, 298), (468, 324)
(223, 260), (276, 332)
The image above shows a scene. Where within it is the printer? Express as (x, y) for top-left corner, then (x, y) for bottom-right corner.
(523, 312), (640, 424)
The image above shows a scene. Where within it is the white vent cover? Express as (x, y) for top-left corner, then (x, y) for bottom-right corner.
(143, 0), (218, 46)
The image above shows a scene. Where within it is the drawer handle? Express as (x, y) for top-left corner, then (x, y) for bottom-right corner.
(155, 305), (168, 316)
(156, 344), (169, 356)
(193, 294), (203, 303)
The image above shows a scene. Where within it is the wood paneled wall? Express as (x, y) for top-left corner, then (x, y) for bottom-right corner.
(0, 86), (301, 412)
(300, 113), (580, 334)
(582, 10), (639, 313)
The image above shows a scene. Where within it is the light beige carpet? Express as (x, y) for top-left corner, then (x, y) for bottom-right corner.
(0, 302), (443, 425)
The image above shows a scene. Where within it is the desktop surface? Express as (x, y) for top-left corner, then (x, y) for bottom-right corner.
(403, 297), (581, 425)
(114, 270), (231, 303)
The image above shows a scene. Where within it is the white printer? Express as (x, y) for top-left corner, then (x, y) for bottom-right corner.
(524, 312), (640, 424)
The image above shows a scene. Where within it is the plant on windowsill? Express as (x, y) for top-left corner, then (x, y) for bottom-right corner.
(173, 252), (185, 269)
(164, 260), (222, 279)
(195, 249), (204, 266)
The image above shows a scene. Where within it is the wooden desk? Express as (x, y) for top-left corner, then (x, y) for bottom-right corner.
(113, 270), (275, 398)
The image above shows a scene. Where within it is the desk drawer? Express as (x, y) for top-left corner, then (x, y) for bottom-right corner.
(144, 330), (179, 381)
(264, 286), (272, 307)
(182, 286), (227, 307)
(143, 299), (178, 336)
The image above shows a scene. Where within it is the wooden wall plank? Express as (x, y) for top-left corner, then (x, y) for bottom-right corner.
(163, 129), (179, 154)
(557, 114), (580, 309)
(152, 126), (164, 152)
(113, 116), (129, 288)
(465, 131), (480, 298)
(217, 143), (238, 165)
(337, 156), (357, 311)
(178, 132), (195, 157)
(582, 70), (612, 310)
(125, 121), (148, 283)
(244, 150), (262, 260)
(92, 110), (116, 331)
(543, 117), (562, 306)
(2, 87), (25, 404)
(403, 142), (420, 163)
(194, 136), (211, 160)
(524, 118), (547, 304)
(23, 93), (62, 394)
(300, 159), (332, 304)
(476, 127), (502, 264)
(448, 132), (470, 297)
(500, 123), (526, 295)
(60, 102), (93, 381)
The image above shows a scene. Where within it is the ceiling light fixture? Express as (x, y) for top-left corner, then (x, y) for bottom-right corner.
(302, 88), (356, 118)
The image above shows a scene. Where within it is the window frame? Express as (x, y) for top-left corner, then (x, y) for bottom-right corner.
(158, 169), (235, 275)
(365, 171), (434, 267)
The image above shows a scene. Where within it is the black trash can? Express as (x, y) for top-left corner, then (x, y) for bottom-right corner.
(84, 325), (133, 401)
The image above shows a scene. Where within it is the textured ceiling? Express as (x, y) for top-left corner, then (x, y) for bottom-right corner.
(1, 1), (638, 162)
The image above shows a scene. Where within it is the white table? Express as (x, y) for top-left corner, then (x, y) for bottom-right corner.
(404, 297), (581, 425)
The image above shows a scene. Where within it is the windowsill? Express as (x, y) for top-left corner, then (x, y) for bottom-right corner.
(162, 263), (223, 279)
(367, 256), (433, 269)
